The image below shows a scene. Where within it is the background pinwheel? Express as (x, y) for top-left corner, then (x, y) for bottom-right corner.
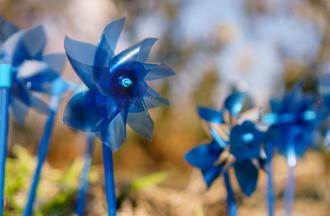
(263, 83), (322, 216)
(0, 17), (70, 216)
(185, 92), (266, 216)
(63, 18), (174, 215)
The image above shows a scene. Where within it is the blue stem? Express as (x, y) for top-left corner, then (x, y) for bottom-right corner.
(23, 98), (59, 216)
(102, 143), (116, 216)
(284, 164), (295, 216)
(223, 171), (237, 216)
(266, 146), (275, 216)
(75, 134), (94, 216)
(0, 88), (10, 214)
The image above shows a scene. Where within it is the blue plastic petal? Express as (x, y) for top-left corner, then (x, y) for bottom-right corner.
(127, 99), (153, 140)
(233, 160), (258, 196)
(98, 18), (125, 60)
(28, 94), (50, 114)
(64, 36), (108, 91)
(64, 91), (119, 132)
(184, 140), (223, 169)
(145, 86), (169, 105)
(224, 92), (247, 116)
(1, 25), (46, 66)
(10, 97), (28, 125)
(42, 53), (66, 74)
(197, 106), (224, 124)
(0, 17), (18, 44)
(143, 63), (175, 80)
(110, 38), (157, 68)
(101, 110), (127, 150)
(201, 165), (223, 188)
(229, 121), (263, 161)
(22, 25), (46, 59)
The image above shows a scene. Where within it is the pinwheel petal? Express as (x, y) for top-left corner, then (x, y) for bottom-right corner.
(65, 37), (108, 91)
(224, 92), (247, 116)
(201, 165), (223, 188)
(145, 86), (169, 105)
(22, 25), (46, 59)
(1, 25), (45, 66)
(127, 99), (153, 139)
(29, 94), (50, 114)
(0, 17), (18, 44)
(197, 106), (224, 124)
(233, 160), (258, 196)
(143, 63), (175, 80)
(98, 18), (125, 59)
(30, 78), (70, 96)
(184, 141), (222, 169)
(10, 97), (28, 125)
(43, 53), (66, 74)
(111, 38), (157, 68)
(64, 91), (118, 132)
(101, 110), (127, 150)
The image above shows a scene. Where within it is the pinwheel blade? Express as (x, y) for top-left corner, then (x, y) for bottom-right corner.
(111, 38), (157, 68)
(127, 99), (154, 140)
(184, 141), (222, 169)
(224, 92), (247, 116)
(29, 94), (50, 114)
(65, 37), (108, 91)
(23, 25), (46, 59)
(43, 53), (66, 74)
(0, 17), (18, 44)
(233, 160), (258, 196)
(64, 91), (116, 132)
(197, 106), (224, 124)
(144, 63), (175, 80)
(101, 110), (127, 150)
(10, 98), (28, 125)
(98, 17), (125, 60)
(201, 165), (223, 188)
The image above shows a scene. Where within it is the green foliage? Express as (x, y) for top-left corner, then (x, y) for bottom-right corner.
(4, 146), (97, 216)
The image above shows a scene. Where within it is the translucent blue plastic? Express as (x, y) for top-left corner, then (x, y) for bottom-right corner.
(0, 18), (69, 124)
(265, 83), (321, 159)
(63, 18), (175, 150)
(185, 92), (264, 197)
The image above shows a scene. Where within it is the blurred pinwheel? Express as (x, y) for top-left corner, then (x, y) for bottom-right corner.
(263, 83), (321, 216)
(63, 18), (174, 216)
(185, 92), (265, 196)
(264, 83), (321, 163)
(0, 17), (69, 124)
(1, 17), (70, 216)
(63, 17), (174, 150)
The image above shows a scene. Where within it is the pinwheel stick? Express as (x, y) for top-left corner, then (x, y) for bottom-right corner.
(76, 134), (94, 216)
(266, 145), (275, 216)
(0, 64), (12, 214)
(284, 163), (296, 216)
(102, 143), (117, 216)
(223, 171), (237, 216)
(24, 97), (60, 216)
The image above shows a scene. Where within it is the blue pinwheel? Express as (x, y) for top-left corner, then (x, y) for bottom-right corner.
(63, 18), (174, 216)
(0, 17), (69, 216)
(185, 92), (265, 216)
(263, 83), (321, 216)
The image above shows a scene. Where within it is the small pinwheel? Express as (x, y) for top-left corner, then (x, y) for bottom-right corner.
(63, 18), (174, 215)
(185, 92), (265, 216)
(0, 17), (69, 216)
(0, 17), (69, 124)
(263, 83), (321, 216)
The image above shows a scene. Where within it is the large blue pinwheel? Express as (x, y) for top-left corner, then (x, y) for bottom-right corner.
(263, 83), (321, 216)
(63, 18), (174, 216)
(0, 17), (69, 215)
(185, 92), (265, 216)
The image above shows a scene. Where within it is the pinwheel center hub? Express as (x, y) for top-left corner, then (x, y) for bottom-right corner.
(119, 77), (133, 88)
(242, 132), (254, 143)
